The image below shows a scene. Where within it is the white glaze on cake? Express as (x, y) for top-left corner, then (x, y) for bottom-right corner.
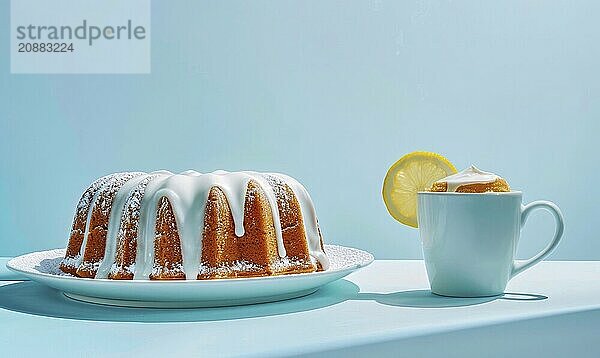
(436, 165), (500, 192)
(66, 170), (330, 280)
(275, 173), (329, 268)
(75, 172), (145, 272)
(97, 172), (164, 279)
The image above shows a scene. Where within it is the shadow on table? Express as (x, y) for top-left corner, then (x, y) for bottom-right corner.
(0, 281), (547, 323)
(353, 291), (547, 308)
(354, 290), (496, 308)
(0, 279), (361, 323)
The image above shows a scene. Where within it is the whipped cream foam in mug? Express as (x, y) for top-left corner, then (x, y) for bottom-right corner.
(436, 165), (502, 192)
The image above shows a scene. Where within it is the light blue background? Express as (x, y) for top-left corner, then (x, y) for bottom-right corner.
(1, 1), (598, 259)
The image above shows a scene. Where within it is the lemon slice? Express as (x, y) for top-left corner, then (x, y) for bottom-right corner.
(382, 151), (457, 228)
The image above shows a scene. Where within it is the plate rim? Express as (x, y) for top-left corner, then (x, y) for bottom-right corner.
(6, 244), (374, 285)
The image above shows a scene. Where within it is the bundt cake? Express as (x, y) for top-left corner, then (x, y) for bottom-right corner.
(429, 165), (510, 193)
(59, 170), (330, 280)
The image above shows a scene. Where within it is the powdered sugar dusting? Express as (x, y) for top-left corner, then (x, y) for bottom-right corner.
(60, 254), (81, 269)
(73, 174), (114, 220)
(109, 262), (136, 275)
(151, 262), (185, 277)
(271, 256), (309, 271)
(198, 260), (263, 277)
(117, 174), (158, 242)
(323, 245), (374, 271)
(92, 173), (144, 221)
(265, 174), (295, 219)
(78, 172), (144, 272)
(36, 257), (73, 276)
(9, 249), (75, 276)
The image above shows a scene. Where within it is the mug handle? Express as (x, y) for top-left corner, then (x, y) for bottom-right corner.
(511, 200), (564, 278)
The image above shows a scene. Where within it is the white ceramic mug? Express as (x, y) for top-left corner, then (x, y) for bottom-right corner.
(417, 191), (564, 297)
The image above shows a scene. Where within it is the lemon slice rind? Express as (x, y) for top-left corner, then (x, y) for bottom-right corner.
(382, 151), (457, 228)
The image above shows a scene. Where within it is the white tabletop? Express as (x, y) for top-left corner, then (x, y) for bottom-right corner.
(1, 260), (599, 357)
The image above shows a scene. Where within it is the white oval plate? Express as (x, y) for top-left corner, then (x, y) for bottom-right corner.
(6, 245), (373, 308)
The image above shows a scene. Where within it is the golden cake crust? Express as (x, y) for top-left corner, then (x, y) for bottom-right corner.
(429, 178), (510, 193)
(61, 171), (326, 280)
(150, 196), (186, 280)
